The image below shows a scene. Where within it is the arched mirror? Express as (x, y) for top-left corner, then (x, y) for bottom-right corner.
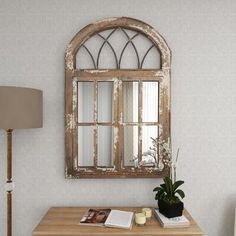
(65, 17), (171, 178)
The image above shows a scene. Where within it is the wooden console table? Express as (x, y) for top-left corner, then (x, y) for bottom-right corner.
(33, 207), (203, 236)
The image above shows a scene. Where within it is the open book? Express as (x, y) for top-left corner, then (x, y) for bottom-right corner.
(80, 209), (134, 229)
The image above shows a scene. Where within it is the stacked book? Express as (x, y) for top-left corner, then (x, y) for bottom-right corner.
(154, 208), (190, 228)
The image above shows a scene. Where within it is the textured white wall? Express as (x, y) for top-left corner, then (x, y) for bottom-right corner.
(0, 0), (236, 235)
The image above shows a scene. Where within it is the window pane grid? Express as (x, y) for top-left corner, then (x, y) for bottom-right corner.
(121, 79), (159, 168)
(77, 77), (160, 170)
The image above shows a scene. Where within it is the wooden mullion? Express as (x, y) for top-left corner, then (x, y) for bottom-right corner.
(72, 79), (78, 169)
(123, 122), (160, 126)
(73, 76), (162, 82)
(118, 79), (123, 170)
(113, 78), (121, 171)
(73, 69), (164, 79)
(78, 122), (113, 126)
(157, 81), (160, 167)
(138, 80), (143, 163)
(97, 122), (113, 126)
(93, 81), (98, 167)
(158, 80), (164, 142)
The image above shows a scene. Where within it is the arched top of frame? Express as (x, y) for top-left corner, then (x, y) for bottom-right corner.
(65, 17), (171, 71)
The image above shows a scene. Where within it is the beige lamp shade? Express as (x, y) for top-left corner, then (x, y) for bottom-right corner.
(0, 86), (43, 129)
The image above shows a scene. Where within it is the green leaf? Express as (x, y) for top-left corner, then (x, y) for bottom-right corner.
(160, 183), (166, 188)
(160, 184), (168, 194)
(156, 188), (164, 196)
(156, 190), (166, 200)
(155, 189), (165, 200)
(175, 189), (185, 199)
(159, 192), (166, 199)
(164, 177), (173, 196)
(173, 180), (184, 191)
(153, 187), (163, 192)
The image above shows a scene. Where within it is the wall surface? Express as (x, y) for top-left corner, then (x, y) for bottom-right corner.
(0, 0), (236, 235)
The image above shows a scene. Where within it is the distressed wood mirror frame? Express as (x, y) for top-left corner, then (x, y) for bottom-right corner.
(65, 17), (171, 178)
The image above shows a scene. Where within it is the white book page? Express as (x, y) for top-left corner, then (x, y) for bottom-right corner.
(105, 210), (134, 229)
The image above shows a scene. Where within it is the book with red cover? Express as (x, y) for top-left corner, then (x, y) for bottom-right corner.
(80, 209), (111, 226)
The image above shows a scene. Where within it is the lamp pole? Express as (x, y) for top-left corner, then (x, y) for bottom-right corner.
(6, 129), (13, 236)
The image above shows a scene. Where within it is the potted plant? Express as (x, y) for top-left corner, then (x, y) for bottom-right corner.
(153, 146), (185, 218)
(153, 176), (185, 218)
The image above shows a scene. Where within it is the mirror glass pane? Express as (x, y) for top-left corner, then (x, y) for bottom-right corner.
(98, 126), (113, 167)
(98, 82), (114, 122)
(142, 82), (159, 122)
(78, 82), (94, 122)
(123, 126), (138, 167)
(123, 81), (138, 123)
(141, 126), (158, 167)
(78, 126), (94, 166)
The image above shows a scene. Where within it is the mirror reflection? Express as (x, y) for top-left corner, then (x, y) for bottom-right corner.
(98, 82), (114, 122)
(123, 126), (138, 166)
(77, 82), (94, 122)
(141, 126), (158, 166)
(78, 126), (94, 166)
(123, 81), (138, 123)
(143, 82), (158, 122)
(98, 126), (113, 167)
(123, 125), (159, 168)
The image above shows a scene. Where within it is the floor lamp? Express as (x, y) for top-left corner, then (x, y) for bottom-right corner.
(0, 86), (43, 236)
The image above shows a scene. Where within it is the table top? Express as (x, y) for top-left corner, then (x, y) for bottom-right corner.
(33, 207), (203, 236)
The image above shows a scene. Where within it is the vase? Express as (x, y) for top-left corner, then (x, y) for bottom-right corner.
(158, 199), (184, 218)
